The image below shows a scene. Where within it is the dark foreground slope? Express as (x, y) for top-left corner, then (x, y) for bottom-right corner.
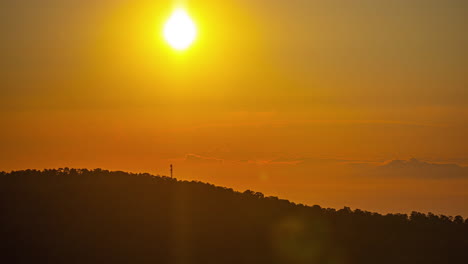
(1, 169), (467, 264)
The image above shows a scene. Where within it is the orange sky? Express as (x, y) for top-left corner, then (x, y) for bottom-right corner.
(1, 0), (467, 216)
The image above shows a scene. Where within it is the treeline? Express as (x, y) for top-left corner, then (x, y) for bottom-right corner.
(1, 168), (467, 264)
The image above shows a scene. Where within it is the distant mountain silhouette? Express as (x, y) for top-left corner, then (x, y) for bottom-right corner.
(373, 158), (468, 178)
(1, 169), (467, 264)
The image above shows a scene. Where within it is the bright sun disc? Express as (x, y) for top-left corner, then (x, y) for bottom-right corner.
(163, 9), (197, 51)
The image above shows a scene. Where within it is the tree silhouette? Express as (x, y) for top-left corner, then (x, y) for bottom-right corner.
(1, 169), (467, 264)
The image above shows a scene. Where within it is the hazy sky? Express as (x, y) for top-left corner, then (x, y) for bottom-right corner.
(1, 0), (467, 216)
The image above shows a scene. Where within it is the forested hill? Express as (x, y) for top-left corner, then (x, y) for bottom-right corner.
(1, 169), (467, 264)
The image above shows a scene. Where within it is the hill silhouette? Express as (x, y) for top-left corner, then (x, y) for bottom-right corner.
(1, 168), (467, 264)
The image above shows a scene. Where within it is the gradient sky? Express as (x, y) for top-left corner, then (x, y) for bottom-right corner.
(1, 0), (467, 216)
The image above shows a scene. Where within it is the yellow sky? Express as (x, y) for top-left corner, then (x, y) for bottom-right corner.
(1, 0), (467, 216)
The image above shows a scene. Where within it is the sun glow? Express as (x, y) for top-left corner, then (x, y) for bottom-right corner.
(163, 9), (197, 51)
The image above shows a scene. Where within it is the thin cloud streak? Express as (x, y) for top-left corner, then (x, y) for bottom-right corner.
(167, 119), (447, 133)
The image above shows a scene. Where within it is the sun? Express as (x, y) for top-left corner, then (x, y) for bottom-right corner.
(163, 9), (197, 51)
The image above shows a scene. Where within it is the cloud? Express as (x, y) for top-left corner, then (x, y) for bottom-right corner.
(185, 154), (224, 164)
(171, 119), (442, 133)
(246, 158), (304, 165)
(184, 154), (311, 166)
(369, 158), (468, 179)
(181, 154), (468, 179)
